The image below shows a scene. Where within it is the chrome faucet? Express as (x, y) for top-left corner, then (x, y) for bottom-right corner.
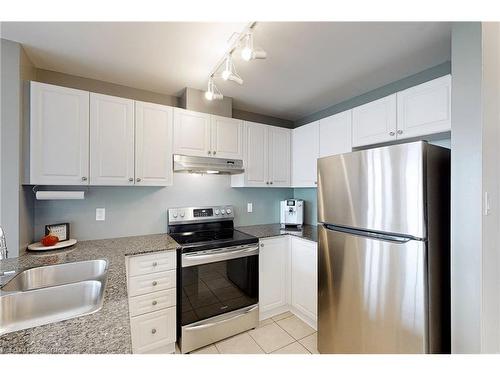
(0, 226), (8, 260)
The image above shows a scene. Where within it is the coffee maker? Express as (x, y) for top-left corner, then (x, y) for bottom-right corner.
(280, 199), (304, 229)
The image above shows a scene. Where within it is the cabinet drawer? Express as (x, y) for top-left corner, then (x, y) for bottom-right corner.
(128, 251), (176, 277)
(128, 270), (176, 297)
(129, 288), (176, 317)
(130, 307), (176, 352)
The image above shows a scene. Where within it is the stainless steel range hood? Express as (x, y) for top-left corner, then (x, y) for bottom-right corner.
(173, 154), (244, 175)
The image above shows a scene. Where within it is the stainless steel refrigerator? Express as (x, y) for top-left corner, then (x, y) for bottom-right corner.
(317, 141), (450, 354)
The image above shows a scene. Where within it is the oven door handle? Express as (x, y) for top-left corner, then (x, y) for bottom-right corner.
(181, 244), (259, 267)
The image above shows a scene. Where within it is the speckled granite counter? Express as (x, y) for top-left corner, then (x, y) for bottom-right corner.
(236, 224), (318, 243)
(0, 234), (179, 354)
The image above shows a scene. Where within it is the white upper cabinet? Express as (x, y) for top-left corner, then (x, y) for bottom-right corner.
(210, 115), (243, 159)
(135, 101), (173, 186)
(290, 237), (318, 328)
(90, 93), (135, 185)
(268, 126), (291, 187)
(29, 82), (90, 185)
(173, 108), (211, 157)
(319, 110), (352, 157)
(292, 121), (320, 187)
(241, 121), (269, 187)
(397, 75), (451, 140)
(352, 94), (397, 147)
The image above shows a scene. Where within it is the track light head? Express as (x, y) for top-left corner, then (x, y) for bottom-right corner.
(205, 78), (223, 101)
(240, 32), (266, 61)
(220, 55), (243, 85)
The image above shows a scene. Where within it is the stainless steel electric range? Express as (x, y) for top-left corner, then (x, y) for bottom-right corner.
(167, 205), (259, 353)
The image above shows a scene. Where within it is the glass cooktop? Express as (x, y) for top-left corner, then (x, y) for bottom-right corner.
(170, 229), (258, 252)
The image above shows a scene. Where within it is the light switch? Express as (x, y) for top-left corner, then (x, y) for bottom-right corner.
(247, 203), (253, 213)
(96, 208), (105, 221)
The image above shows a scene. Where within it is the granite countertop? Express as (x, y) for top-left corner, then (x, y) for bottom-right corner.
(0, 234), (180, 354)
(237, 223), (318, 243)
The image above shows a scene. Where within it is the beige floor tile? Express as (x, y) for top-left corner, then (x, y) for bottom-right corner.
(248, 322), (295, 353)
(271, 311), (293, 321)
(258, 318), (274, 327)
(272, 342), (310, 354)
(276, 315), (315, 340)
(191, 344), (219, 354)
(215, 332), (264, 354)
(299, 333), (319, 354)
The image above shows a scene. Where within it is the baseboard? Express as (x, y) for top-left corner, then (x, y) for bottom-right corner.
(259, 305), (291, 321)
(289, 306), (317, 330)
(260, 304), (317, 330)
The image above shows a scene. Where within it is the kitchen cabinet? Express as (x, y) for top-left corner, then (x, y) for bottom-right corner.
(126, 251), (177, 354)
(173, 108), (211, 157)
(90, 93), (135, 185)
(290, 237), (318, 329)
(135, 101), (173, 186)
(259, 236), (290, 319)
(210, 115), (243, 159)
(231, 121), (291, 187)
(319, 110), (352, 157)
(292, 121), (319, 187)
(352, 94), (397, 147)
(28, 82), (90, 185)
(397, 75), (451, 140)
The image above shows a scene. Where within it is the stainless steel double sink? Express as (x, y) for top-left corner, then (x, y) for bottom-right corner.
(0, 259), (108, 336)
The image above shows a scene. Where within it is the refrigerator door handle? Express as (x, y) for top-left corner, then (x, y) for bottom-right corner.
(322, 223), (421, 243)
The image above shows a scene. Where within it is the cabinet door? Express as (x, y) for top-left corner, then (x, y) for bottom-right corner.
(259, 237), (289, 315)
(30, 82), (89, 185)
(244, 121), (268, 187)
(135, 101), (173, 186)
(291, 237), (317, 325)
(90, 93), (135, 185)
(352, 94), (397, 147)
(268, 126), (291, 187)
(319, 110), (352, 157)
(173, 108), (211, 157)
(292, 121), (319, 187)
(210, 115), (243, 159)
(397, 75), (451, 140)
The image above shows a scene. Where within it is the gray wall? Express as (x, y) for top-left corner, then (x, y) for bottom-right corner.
(180, 87), (232, 118)
(1, 39), (21, 257)
(293, 188), (317, 226)
(295, 61), (451, 126)
(34, 174), (293, 240)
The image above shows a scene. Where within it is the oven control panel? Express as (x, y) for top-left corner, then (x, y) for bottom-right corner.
(168, 205), (234, 224)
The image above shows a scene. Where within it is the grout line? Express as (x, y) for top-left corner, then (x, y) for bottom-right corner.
(247, 330), (267, 354)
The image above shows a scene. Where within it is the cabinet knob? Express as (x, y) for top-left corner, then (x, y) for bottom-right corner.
(208, 151), (212, 155)
(213, 151), (216, 155)
(151, 328), (157, 334)
(152, 261), (158, 267)
(128, 177), (133, 182)
(397, 130), (403, 135)
(260, 243), (264, 247)
(152, 281), (158, 286)
(266, 182), (269, 185)
(81, 177), (87, 181)
(270, 181), (273, 185)
(136, 178), (141, 182)
(314, 181), (317, 185)
(152, 300), (158, 306)
(389, 131), (395, 136)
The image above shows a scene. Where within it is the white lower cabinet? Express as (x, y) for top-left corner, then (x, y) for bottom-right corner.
(126, 251), (177, 354)
(258, 235), (317, 329)
(259, 236), (290, 318)
(290, 237), (318, 329)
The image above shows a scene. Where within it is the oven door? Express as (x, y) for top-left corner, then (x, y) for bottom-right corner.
(180, 244), (259, 327)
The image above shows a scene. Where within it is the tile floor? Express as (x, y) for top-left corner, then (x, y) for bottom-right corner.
(188, 311), (318, 354)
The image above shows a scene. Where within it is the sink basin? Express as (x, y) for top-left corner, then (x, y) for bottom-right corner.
(1, 259), (107, 292)
(0, 280), (106, 336)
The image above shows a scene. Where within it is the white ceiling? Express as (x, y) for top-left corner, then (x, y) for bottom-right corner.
(1, 22), (451, 121)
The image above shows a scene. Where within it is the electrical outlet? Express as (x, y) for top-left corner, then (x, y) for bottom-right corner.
(247, 203), (253, 213)
(96, 208), (105, 221)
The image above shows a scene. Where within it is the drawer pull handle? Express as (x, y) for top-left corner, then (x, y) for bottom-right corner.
(151, 328), (157, 334)
(152, 281), (158, 286)
(152, 300), (158, 306)
(152, 262), (158, 267)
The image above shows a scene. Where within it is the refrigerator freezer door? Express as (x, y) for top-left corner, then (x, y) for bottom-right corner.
(317, 141), (426, 238)
(318, 224), (427, 354)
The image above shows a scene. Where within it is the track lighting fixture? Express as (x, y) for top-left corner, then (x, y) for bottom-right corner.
(205, 77), (223, 101)
(221, 55), (243, 85)
(241, 32), (267, 61)
(205, 22), (266, 101)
